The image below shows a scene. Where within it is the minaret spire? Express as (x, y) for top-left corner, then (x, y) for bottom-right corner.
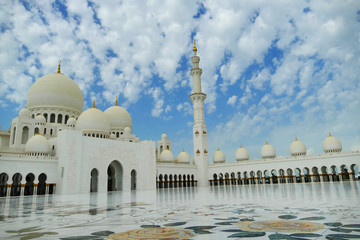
(189, 42), (209, 187)
(193, 40), (197, 55)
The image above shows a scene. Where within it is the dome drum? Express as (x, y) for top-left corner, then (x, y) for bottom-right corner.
(76, 104), (111, 138)
(159, 149), (174, 162)
(290, 137), (306, 156)
(261, 142), (276, 159)
(235, 145), (249, 161)
(25, 134), (49, 155)
(175, 150), (191, 164)
(213, 149), (226, 164)
(323, 133), (342, 153)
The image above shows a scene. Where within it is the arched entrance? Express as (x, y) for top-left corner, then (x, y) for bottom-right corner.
(90, 168), (98, 192)
(257, 171), (263, 184)
(107, 160), (123, 191)
(10, 173), (22, 196)
(131, 169), (136, 190)
(24, 173), (35, 195)
(287, 168), (294, 183)
(37, 173), (47, 195)
(0, 173), (9, 197)
(321, 166), (330, 182)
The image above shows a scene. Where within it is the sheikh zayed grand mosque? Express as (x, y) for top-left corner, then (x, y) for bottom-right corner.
(0, 44), (359, 197)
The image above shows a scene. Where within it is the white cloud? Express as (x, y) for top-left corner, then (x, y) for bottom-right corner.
(176, 102), (192, 115)
(227, 95), (237, 106)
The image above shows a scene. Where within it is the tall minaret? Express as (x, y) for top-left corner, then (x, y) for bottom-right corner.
(190, 41), (209, 187)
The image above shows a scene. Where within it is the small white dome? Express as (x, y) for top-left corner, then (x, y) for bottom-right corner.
(66, 117), (76, 127)
(213, 148), (226, 164)
(290, 137), (306, 156)
(235, 145), (249, 161)
(159, 149), (174, 162)
(176, 149), (191, 164)
(35, 114), (46, 124)
(109, 133), (116, 139)
(261, 141), (276, 159)
(25, 134), (49, 154)
(124, 126), (132, 135)
(75, 102), (110, 135)
(19, 108), (31, 117)
(104, 101), (132, 130)
(161, 133), (168, 140)
(323, 133), (342, 153)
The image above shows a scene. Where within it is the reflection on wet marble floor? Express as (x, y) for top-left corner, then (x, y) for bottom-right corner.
(0, 182), (359, 239)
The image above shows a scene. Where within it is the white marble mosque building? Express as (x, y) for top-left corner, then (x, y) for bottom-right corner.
(0, 44), (359, 197)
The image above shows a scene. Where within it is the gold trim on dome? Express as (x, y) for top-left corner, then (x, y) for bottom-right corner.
(57, 60), (61, 73)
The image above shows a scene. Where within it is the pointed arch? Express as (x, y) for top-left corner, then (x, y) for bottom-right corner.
(108, 160), (123, 191)
(90, 168), (99, 192)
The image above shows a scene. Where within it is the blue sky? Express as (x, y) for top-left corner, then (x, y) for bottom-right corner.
(0, 0), (359, 162)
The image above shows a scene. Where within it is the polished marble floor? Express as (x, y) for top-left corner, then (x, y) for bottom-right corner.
(0, 182), (359, 239)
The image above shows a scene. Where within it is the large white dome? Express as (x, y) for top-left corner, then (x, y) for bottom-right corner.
(261, 141), (276, 159)
(76, 102), (110, 135)
(235, 145), (249, 161)
(104, 101), (132, 130)
(175, 149), (191, 164)
(25, 134), (49, 154)
(323, 133), (342, 153)
(27, 71), (84, 114)
(159, 149), (174, 162)
(213, 148), (225, 164)
(290, 137), (306, 156)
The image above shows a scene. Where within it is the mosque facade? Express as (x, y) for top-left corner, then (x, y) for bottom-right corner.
(0, 45), (359, 197)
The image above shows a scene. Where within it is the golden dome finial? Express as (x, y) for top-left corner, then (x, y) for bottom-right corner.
(240, 145), (242, 148)
(217, 147), (220, 151)
(57, 60), (62, 73)
(295, 136), (298, 141)
(329, 132), (331, 136)
(115, 97), (118, 106)
(91, 99), (96, 108)
(182, 148), (184, 152)
(266, 140), (268, 145)
(193, 39), (197, 53)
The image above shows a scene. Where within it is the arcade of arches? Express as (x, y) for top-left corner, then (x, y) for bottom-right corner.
(210, 164), (359, 186)
(0, 172), (54, 197)
(156, 174), (197, 189)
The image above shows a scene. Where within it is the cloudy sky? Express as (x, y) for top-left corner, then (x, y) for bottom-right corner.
(0, 0), (359, 161)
